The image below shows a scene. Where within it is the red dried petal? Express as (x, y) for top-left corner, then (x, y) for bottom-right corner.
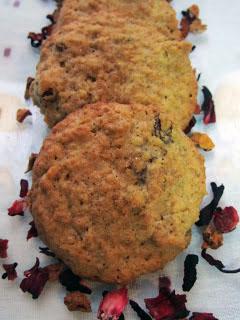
(24, 77), (34, 100)
(8, 199), (27, 216)
(2, 263), (18, 280)
(180, 17), (190, 38)
(182, 254), (199, 292)
(202, 86), (216, 125)
(27, 221), (38, 240)
(213, 206), (239, 233)
(20, 258), (49, 299)
(184, 116), (196, 134)
(19, 179), (29, 198)
(190, 312), (218, 319)
(3, 48), (11, 57)
(16, 108), (32, 123)
(0, 239), (8, 258)
(98, 287), (128, 320)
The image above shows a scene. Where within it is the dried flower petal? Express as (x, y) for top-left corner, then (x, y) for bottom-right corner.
(64, 291), (92, 312)
(59, 269), (92, 294)
(25, 153), (38, 173)
(130, 300), (152, 320)
(24, 77), (34, 100)
(180, 5), (206, 38)
(145, 277), (189, 320)
(16, 108), (32, 123)
(196, 183), (225, 227)
(20, 258), (49, 299)
(43, 263), (64, 281)
(0, 239), (8, 258)
(39, 246), (55, 257)
(28, 32), (45, 48)
(213, 206), (239, 233)
(3, 48), (11, 57)
(184, 116), (196, 134)
(8, 199), (27, 216)
(201, 249), (240, 273)
(182, 254), (199, 292)
(27, 221), (38, 240)
(2, 262), (18, 280)
(98, 288), (128, 320)
(194, 104), (201, 114)
(202, 223), (223, 250)
(201, 87), (216, 125)
(190, 132), (215, 151)
(13, 1), (20, 7)
(19, 179), (29, 198)
(190, 313), (218, 320)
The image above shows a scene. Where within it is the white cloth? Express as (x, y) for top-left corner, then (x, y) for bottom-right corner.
(0, 0), (239, 319)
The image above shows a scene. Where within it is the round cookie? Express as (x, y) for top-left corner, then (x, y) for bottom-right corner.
(30, 102), (205, 284)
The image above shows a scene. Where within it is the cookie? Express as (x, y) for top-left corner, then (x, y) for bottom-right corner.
(30, 102), (206, 284)
(30, 0), (197, 128)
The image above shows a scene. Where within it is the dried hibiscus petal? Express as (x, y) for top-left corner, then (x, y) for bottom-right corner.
(213, 206), (239, 233)
(0, 239), (8, 258)
(201, 249), (240, 273)
(25, 153), (38, 173)
(27, 221), (38, 240)
(190, 313), (218, 320)
(24, 77), (34, 100)
(64, 291), (92, 312)
(196, 182), (225, 227)
(28, 32), (45, 48)
(130, 300), (152, 320)
(182, 254), (199, 292)
(98, 287), (128, 320)
(39, 246), (55, 257)
(59, 269), (92, 294)
(145, 277), (189, 320)
(190, 132), (215, 151)
(201, 86), (216, 125)
(19, 179), (29, 198)
(2, 262), (18, 280)
(202, 223), (223, 250)
(184, 116), (196, 134)
(20, 257), (49, 299)
(8, 199), (27, 216)
(16, 108), (32, 123)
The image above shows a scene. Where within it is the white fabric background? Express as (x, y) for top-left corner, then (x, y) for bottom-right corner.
(0, 0), (240, 319)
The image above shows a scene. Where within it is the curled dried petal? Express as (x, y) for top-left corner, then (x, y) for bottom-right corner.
(2, 262), (18, 280)
(39, 246), (55, 257)
(8, 199), (27, 216)
(201, 249), (240, 273)
(202, 86), (216, 125)
(25, 153), (38, 173)
(184, 117), (196, 134)
(16, 108), (32, 123)
(24, 77), (34, 100)
(182, 254), (199, 292)
(59, 269), (92, 294)
(64, 291), (92, 312)
(202, 223), (223, 250)
(190, 132), (215, 151)
(0, 239), (8, 258)
(213, 206), (239, 233)
(28, 32), (45, 48)
(19, 179), (29, 198)
(27, 221), (38, 240)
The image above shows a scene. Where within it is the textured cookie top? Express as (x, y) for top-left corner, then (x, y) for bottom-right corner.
(30, 0), (197, 128)
(30, 102), (205, 284)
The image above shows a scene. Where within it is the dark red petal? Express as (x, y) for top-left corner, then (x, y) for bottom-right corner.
(3, 48), (11, 57)
(196, 183), (225, 226)
(182, 254), (199, 292)
(59, 269), (92, 294)
(27, 221), (38, 240)
(201, 249), (240, 273)
(25, 153), (38, 173)
(8, 199), (27, 216)
(0, 239), (8, 258)
(2, 262), (18, 280)
(19, 179), (29, 198)
(184, 117), (196, 134)
(39, 246), (55, 257)
(24, 77), (34, 100)
(190, 312), (218, 319)
(98, 287), (128, 320)
(20, 258), (49, 299)
(213, 206), (239, 233)
(28, 32), (45, 48)
(130, 300), (152, 320)
(201, 86), (216, 124)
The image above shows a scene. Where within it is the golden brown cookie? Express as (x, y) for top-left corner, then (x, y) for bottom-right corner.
(30, 102), (205, 284)
(30, 0), (197, 128)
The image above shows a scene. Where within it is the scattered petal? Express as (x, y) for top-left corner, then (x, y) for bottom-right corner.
(43, 263), (64, 281)
(184, 116), (196, 134)
(39, 246), (55, 257)
(20, 258), (49, 299)
(201, 249), (240, 273)
(25, 153), (38, 173)
(201, 86), (216, 125)
(98, 288), (128, 320)
(190, 132), (215, 151)
(197, 73), (201, 82)
(19, 179), (29, 198)
(180, 5), (207, 38)
(182, 255), (199, 292)
(145, 277), (189, 320)
(8, 199), (27, 216)
(3, 48), (11, 57)
(130, 300), (152, 320)
(190, 313), (218, 320)
(59, 269), (92, 294)
(16, 108), (32, 123)
(213, 206), (239, 233)
(64, 291), (92, 312)
(196, 182), (225, 227)
(24, 77), (34, 100)
(2, 262), (18, 280)
(0, 239), (8, 258)
(202, 223), (223, 250)
(28, 32), (45, 48)
(27, 221), (38, 240)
